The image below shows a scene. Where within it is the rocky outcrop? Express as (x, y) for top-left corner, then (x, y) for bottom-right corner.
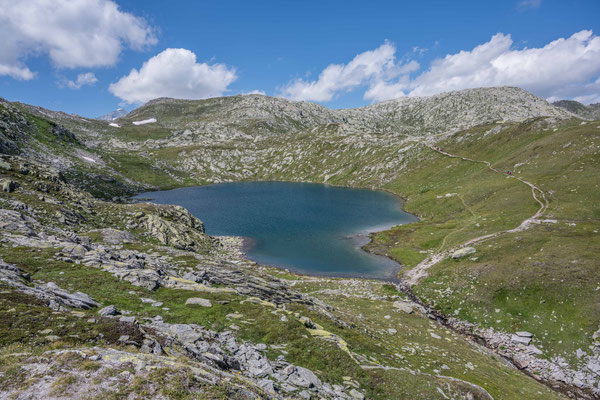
(144, 318), (364, 399)
(395, 282), (600, 399)
(0, 259), (98, 310)
(134, 205), (214, 252)
(553, 100), (600, 120)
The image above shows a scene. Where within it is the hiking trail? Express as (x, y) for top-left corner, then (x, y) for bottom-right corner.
(404, 146), (549, 286)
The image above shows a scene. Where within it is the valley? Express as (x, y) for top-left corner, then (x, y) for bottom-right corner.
(0, 87), (598, 399)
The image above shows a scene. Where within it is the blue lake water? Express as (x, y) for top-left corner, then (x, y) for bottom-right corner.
(135, 182), (417, 279)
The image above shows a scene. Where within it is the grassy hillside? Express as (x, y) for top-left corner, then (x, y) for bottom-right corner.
(368, 118), (600, 367)
(0, 89), (597, 398)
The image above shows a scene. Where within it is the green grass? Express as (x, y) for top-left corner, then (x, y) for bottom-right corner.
(367, 119), (600, 367)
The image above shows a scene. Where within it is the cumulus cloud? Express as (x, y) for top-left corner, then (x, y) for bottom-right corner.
(280, 42), (419, 102)
(291, 30), (600, 104)
(407, 30), (600, 100)
(0, 0), (156, 79)
(109, 48), (238, 104)
(64, 72), (98, 89)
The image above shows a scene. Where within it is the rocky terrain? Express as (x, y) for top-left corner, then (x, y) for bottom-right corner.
(553, 100), (600, 120)
(0, 87), (598, 399)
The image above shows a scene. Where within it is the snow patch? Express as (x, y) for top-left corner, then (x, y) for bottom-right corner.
(132, 118), (157, 126)
(109, 123), (120, 128)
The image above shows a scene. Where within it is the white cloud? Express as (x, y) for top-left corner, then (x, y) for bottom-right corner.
(518, 0), (542, 10)
(65, 72), (98, 89)
(109, 48), (238, 104)
(305, 30), (600, 104)
(407, 30), (600, 100)
(280, 42), (419, 102)
(0, 0), (156, 79)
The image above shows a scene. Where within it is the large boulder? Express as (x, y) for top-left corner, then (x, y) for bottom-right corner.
(451, 247), (476, 259)
(286, 366), (321, 388)
(137, 205), (214, 252)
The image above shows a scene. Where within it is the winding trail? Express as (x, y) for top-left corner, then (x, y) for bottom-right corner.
(404, 147), (549, 286)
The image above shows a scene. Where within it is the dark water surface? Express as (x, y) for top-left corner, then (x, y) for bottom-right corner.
(135, 182), (417, 279)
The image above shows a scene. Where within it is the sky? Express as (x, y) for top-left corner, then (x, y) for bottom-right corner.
(0, 0), (599, 118)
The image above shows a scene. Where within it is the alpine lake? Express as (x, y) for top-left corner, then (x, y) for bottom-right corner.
(135, 182), (417, 279)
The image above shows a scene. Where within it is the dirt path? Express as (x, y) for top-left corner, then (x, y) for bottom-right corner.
(404, 147), (549, 286)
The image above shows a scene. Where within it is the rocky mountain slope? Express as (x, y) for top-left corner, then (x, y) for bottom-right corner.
(0, 87), (598, 399)
(553, 100), (600, 120)
(97, 108), (129, 121)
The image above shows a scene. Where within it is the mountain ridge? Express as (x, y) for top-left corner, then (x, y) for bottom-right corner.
(0, 86), (598, 398)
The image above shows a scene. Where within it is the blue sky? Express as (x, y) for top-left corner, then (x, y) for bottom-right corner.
(0, 0), (599, 118)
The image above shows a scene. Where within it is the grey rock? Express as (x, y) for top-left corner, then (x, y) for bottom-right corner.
(586, 358), (600, 376)
(119, 316), (137, 324)
(0, 159), (12, 170)
(257, 378), (275, 393)
(185, 297), (212, 307)
(451, 247), (476, 259)
(516, 331), (533, 338)
(287, 366), (321, 388)
(98, 228), (137, 244)
(98, 305), (119, 316)
(349, 389), (365, 399)
(511, 334), (532, 345)
(393, 300), (414, 313)
(0, 178), (18, 193)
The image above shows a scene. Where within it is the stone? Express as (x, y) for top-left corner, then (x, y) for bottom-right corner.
(586, 358), (600, 376)
(98, 305), (119, 316)
(526, 345), (543, 355)
(388, 328), (397, 335)
(247, 358), (273, 378)
(392, 300), (414, 314)
(349, 388), (365, 399)
(0, 178), (19, 193)
(257, 378), (275, 393)
(185, 297), (212, 307)
(119, 316), (137, 324)
(98, 229), (137, 244)
(140, 297), (156, 304)
(69, 244), (88, 256)
(516, 331), (533, 338)
(511, 334), (532, 345)
(513, 354), (530, 369)
(45, 335), (60, 342)
(0, 159), (12, 170)
(451, 247), (476, 259)
(287, 366), (321, 388)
